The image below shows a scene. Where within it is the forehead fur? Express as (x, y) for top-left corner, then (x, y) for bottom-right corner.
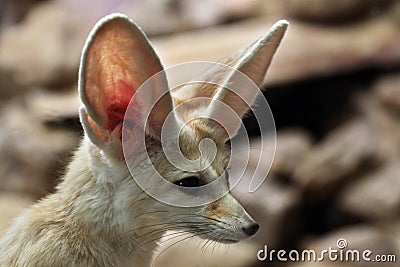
(179, 118), (230, 175)
(146, 118), (230, 178)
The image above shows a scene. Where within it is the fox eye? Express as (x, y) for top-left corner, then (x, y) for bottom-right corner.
(175, 176), (201, 187)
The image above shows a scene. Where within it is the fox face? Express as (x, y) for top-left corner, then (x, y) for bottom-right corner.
(135, 119), (255, 244)
(78, 13), (288, 251)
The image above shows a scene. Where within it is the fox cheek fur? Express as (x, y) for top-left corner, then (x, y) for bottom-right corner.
(0, 13), (288, 267)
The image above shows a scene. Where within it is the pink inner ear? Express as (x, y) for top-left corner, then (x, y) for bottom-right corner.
(105, 80), (135, 132)
(83, 17), (167, 142)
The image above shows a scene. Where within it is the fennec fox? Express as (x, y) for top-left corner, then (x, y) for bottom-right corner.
(0, 14), (288, 267)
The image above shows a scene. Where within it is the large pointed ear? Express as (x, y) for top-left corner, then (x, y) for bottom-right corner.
(172, 20), (288, 139)
(78, 14), (175, 154)
(210, 19), (288, 124)
(225, 20), (289, 88)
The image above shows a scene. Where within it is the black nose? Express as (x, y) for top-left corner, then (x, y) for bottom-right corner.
(242, 222), (259, 236)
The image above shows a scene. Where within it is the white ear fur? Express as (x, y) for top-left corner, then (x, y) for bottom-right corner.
(206, 20), (289, 138)
(79, 107), (104, 150)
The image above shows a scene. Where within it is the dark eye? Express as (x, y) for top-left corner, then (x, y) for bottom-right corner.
(174, 176), (201, 187)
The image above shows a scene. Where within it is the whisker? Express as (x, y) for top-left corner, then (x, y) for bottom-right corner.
(130, 221), (215, 253)
(134, 210), (169, 218)
(153, 230), (214, 266)
(126, 220), (204, 232)
(118, 212), (236, 261)
(198, 215), (229, 226)
(129, 231), (192, 258)
(135, 222), (215, 241)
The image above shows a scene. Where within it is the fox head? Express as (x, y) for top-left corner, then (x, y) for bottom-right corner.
(78, 14), (288, 246)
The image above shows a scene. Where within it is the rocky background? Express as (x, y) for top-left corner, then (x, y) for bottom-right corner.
(0, 0), (399, 266)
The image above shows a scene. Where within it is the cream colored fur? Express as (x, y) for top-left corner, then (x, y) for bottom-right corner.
(0, 13), (288, 267)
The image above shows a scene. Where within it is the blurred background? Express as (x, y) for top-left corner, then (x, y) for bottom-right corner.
(0, 0), (399, 266)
